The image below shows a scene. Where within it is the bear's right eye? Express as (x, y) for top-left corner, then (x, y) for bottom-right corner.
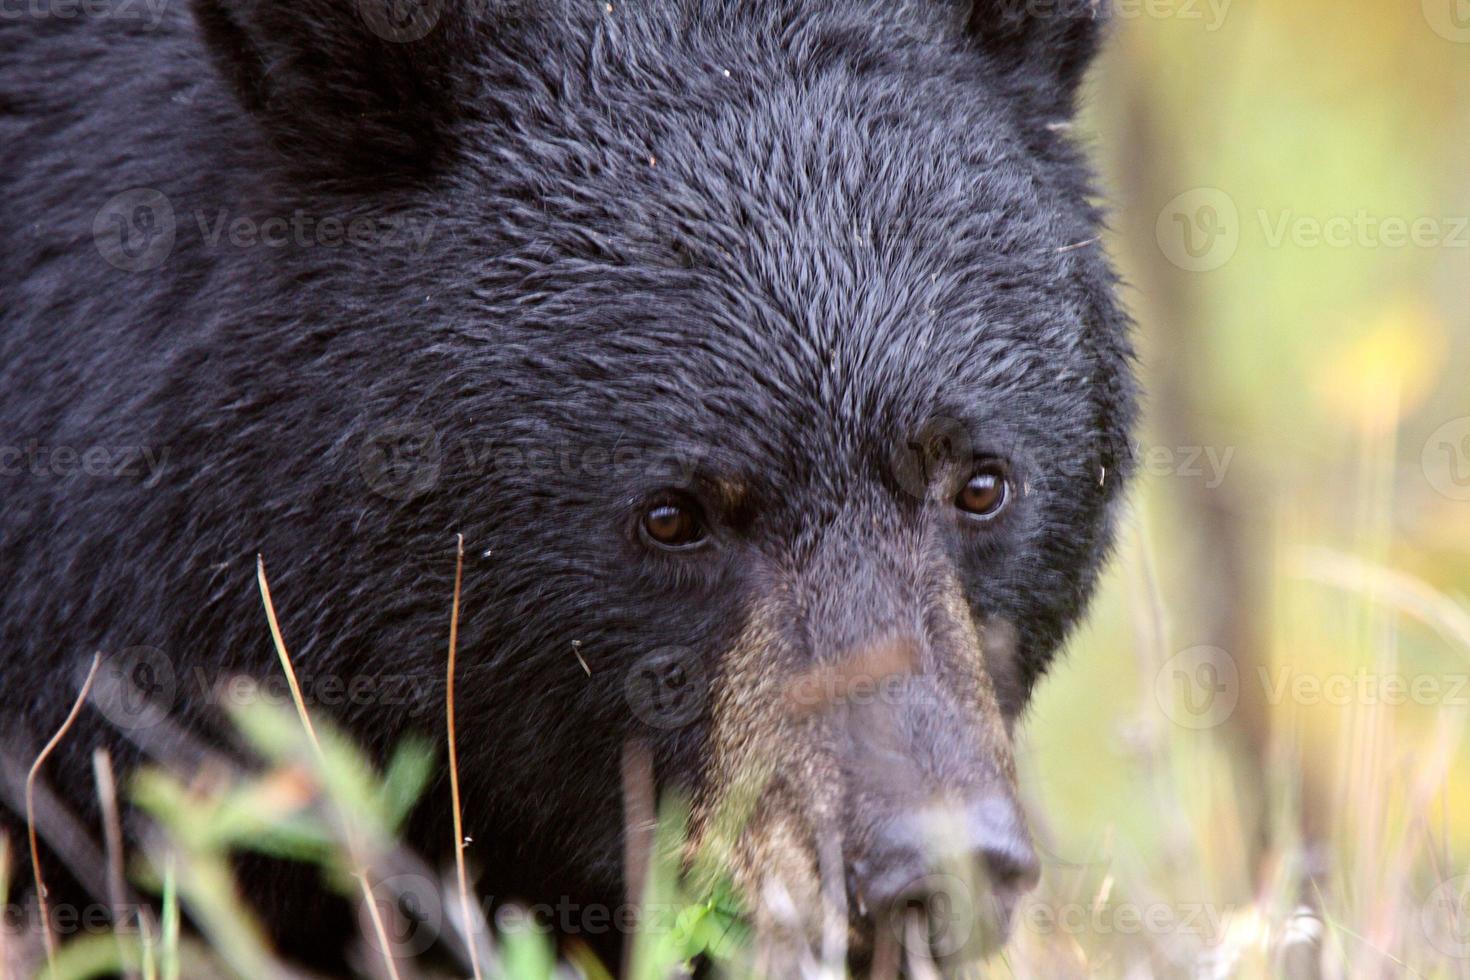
(639, 496), (708, 550)
(956, 460), (1012, 520)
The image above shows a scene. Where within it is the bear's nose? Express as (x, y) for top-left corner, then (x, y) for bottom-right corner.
(854, 795), (1040, 929)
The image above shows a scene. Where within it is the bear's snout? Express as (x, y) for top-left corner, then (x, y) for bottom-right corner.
(847, 790), (1040, 955)
(691, 548), (1036, 962)
(834, 652), (1040, 954)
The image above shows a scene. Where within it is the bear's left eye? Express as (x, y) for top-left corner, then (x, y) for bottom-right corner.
(639, 495), (708, 550)
(956, 461), (1011, 520)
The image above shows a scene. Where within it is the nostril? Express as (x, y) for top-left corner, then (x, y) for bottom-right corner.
(980, 833), (1040, 896)
(853, 796), (1039, 916)
(848, 798), (1039, 962)
(968, 795), (1040, 899)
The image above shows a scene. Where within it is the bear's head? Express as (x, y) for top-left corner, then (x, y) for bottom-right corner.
(196, 0), (1135, 965)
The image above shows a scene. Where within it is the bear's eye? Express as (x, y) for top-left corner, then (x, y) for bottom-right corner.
(956, 462), (1010, 520)
(640, 496), (708, 550)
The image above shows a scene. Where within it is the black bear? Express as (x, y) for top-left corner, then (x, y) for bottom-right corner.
(0, 0), (1135, 971)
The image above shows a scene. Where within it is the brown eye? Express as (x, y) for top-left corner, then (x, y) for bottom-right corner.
(956, 463), (1010, 519)
(640, 498), (707, 549)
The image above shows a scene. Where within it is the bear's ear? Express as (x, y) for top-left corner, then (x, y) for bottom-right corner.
(192, 0), (489, 180)
(965, 0), (1107, 116)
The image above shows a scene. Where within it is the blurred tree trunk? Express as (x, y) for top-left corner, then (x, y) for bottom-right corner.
(1110, 69), (1295, 912)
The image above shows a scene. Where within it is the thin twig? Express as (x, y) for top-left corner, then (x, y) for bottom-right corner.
(903, 910), (943, 980)
(619, 739), (656, 980)
(256, 556), (402, 980)
(28, 651), (101, 972)
(1, 832), (12, 980)
(92, 748), (138, 980)
(445, 534), (483, 980)
(571, 640), (591, 677)
(256, 557), (323, 755)
(1295, 547), (1470, 656)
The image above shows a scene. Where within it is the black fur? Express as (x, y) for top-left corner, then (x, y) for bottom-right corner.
(1, 0), (1134, 965)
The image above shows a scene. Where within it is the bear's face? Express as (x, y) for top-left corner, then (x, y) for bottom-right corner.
(199, 0), (1135, 962)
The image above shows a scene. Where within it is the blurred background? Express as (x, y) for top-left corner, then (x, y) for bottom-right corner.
(1008, 1), (1470, 976)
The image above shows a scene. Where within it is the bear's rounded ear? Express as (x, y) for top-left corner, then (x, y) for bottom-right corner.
(966, 0), (1107, 116)
(192, 0), (494, 180)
